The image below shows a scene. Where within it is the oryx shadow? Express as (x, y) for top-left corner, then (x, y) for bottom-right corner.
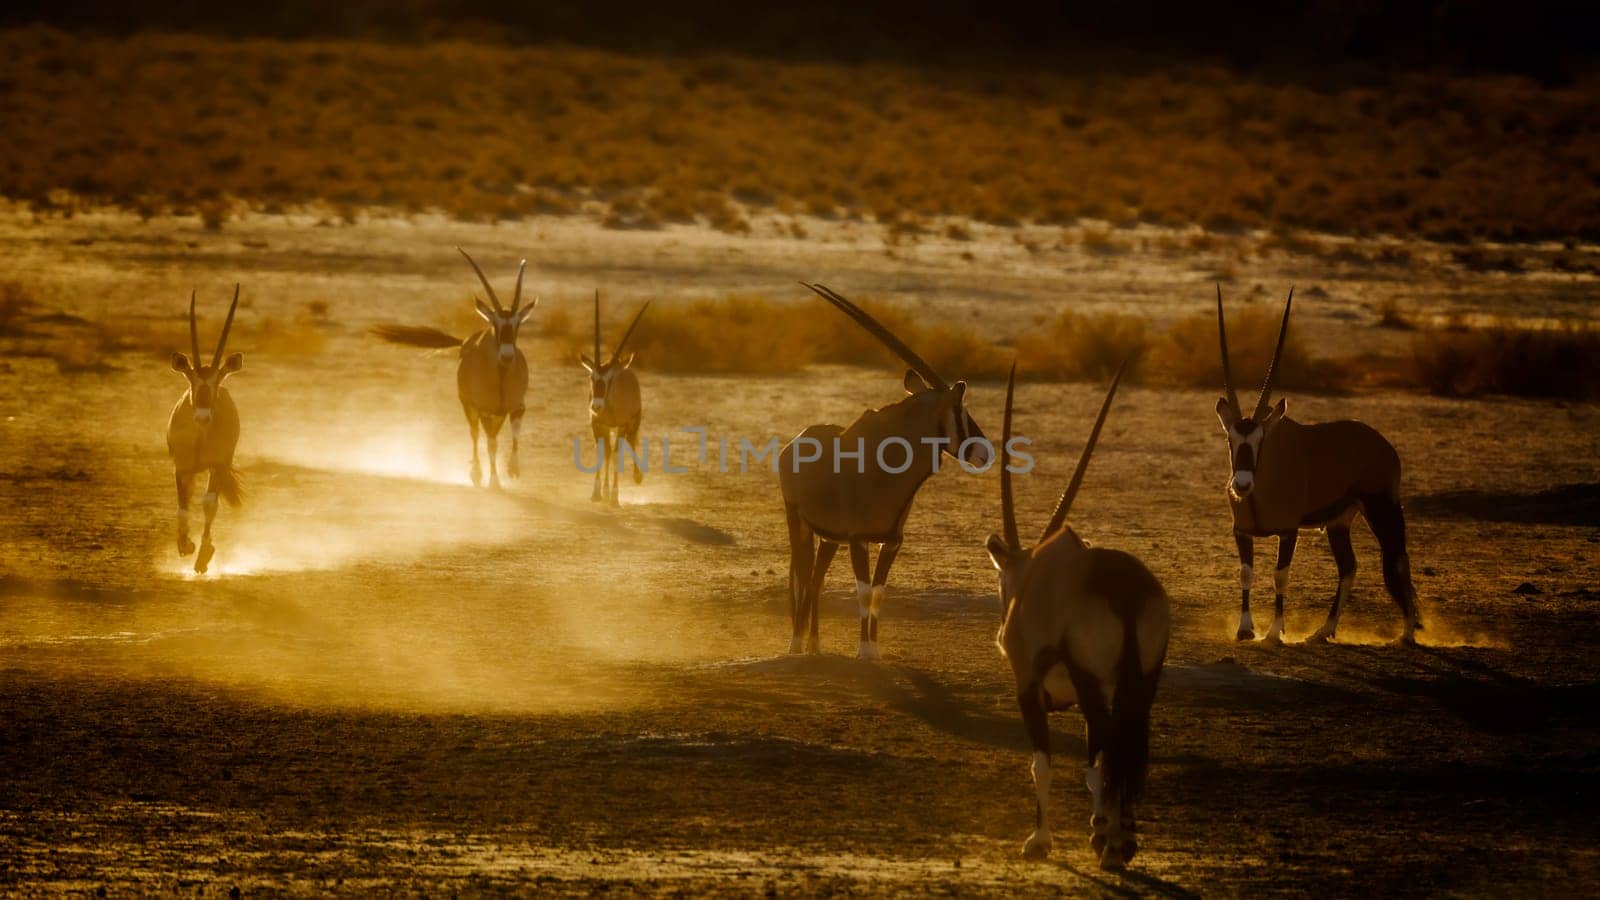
(1043, 859), (1200, 900)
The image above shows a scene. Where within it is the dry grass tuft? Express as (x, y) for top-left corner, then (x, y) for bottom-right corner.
(1151, 302), (1342, 394)
(1015, 310), (1149, 382)
(1411, 321), (1600, 400)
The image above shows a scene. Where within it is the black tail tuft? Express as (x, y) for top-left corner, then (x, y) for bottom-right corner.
(212, 466), (244, 508)
(1104, 601), (1159, 805)
(1363, 491), (1421, 625)
(369, 323), (464, 350)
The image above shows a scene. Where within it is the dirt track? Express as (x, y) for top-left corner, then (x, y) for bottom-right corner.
(2, 209), (1599, 895)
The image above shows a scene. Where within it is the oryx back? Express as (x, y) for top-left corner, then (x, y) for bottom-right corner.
(1240, 418), (1402, 533)
(457, 330), (527, 417)
(592, 367), (641, 433)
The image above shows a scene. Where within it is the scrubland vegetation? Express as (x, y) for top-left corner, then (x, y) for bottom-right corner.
(4, 27), (1600, 241)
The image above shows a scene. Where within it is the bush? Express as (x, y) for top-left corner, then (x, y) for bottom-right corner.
(1412, 321), (1600, 400)
(1015, 310), (1149, 382)
(1151, 301), (1340, 394)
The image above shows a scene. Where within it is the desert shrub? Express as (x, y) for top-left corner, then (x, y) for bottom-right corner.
(1375, 297), (1414, 330)
(1015, 310), (1149, 382)
(1411, 321), (1600, 400)
(0, 281), (34, 336)
(1149, 302), (1339, 394)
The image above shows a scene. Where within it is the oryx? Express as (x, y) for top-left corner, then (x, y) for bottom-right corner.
(781, 283), (991, 659)
(1215, 287), (1423, 644)
(579, 291), (649, 505)
(371, 248), (536, 489)
(167, 285), (245, 575)
(987, 362), (1169, 868)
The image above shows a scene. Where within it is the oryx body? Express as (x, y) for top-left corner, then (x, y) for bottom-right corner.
(781, 283), (990, 659)
(1215, 289), (1422, 644)
(372, 248), (536, 489)
(167, 286), (245, 574)
(580, 292), (649, 505)
(987, 364), (1169, 869)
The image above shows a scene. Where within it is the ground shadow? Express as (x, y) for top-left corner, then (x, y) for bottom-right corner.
(1410, 482), (1600, 527)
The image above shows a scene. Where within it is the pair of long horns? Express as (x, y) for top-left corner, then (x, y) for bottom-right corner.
(189, 284), (240, 369)
(593, 290), (650, 365)
(802, 283), (948, 390)
(1217, 285), (1293, 420)
(998, 360), (1126, 551)
(458, 247), (528, 315)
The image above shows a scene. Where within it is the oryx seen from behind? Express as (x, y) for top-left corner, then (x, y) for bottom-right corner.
(1215, 287), (1423, 644)
(372, 248), (536, 489)
(781, 283), (991, 659)
(579, 291), (649, 505)
(167, 286), (245, 575)
(988, 363), (1169, 869)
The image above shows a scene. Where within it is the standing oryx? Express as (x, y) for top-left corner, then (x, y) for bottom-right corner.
(781, 283), (991, 659)
(580, 291), (649, 505)
(372, 248), (537, 489)
(167, 286), (245, 575)
(1215, 287), (1423, 644)
(987, 362), (1169, 868)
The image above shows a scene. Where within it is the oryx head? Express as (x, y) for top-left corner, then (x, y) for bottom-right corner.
(459, 247), (537, 364)
(170, 285), (243, 427)
(803, 282), (991, 470)
(987, 361), (1125, 616)
(1214, 286), (1293, 500)
(579, 290), (649, 414)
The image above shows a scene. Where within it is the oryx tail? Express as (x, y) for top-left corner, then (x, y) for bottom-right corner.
(369, 324), (465, 350)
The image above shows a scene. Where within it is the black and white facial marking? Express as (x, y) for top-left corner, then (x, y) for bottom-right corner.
(476, 298), (535, 364)
(581, 353), (633, 414)
(171, 352), (243, 426)
(905, 370), (991, 469)
(1216, 397), (1286, 500)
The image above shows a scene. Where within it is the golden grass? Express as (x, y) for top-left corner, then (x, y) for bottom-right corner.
(1015, 311), (1149, 382)
(1411, 321), (1600, 400)
(1148, 302), (1344, 394)
(4, 28), (1599, 241)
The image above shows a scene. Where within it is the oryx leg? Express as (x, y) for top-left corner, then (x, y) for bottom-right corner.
(1312, 525), (1356, 642)
(1363, 492), (1424, 645)
(867, 539), (901, 659)
(849, 541), (874, 660)
(806, 540), (838, 654)
(626, 424), (644, 486)
(483, 415), (504, 490)
(607, 431), (621, 505)
(506, 407), (524, 480)
(785, 504), (813, 655)
(1234, 530), (1256, 640)
(1267, 531), (1297, 644)
(591, 428), (607, 502)
(195, 469), (221, 574)
(175, 470), (196, 557)
(1067, 674), (1119, 867)
(465, 406), (482, 487)
(1018, 686), (1053, 859)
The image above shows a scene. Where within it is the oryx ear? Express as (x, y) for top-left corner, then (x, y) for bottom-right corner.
(517, 301), (538, 324)
(986, 533), (1012, 570)
(474, 298), (496, 323)
(220, 352), (243, 376)
(1215, 397), (1237, 430)
(579, 353), (595, 372)
(619, 352), (635, 369)
(950, 380), (967, 406)
(1263, 397), (1288, 426)
(903, 368), (929, 394)
(171, 352), (192, 373)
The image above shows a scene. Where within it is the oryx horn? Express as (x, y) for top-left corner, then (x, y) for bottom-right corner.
(188, 290), (201, 364)
(211, 284), (240, 368)
(457, 247), (504, 313)
(1040, 360), (1127, 541)
(611, 301), (651, 363)
(511, 258), (527, 314)
(802, 282), (948, 390)
(1253, 287), (1294, 420)
(593, 289), (601, 363)
(999, 360), (1020, 551)
(1216, 284), (1240, 418)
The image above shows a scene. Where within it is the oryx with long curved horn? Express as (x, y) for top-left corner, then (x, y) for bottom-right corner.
(987, 362), (1169, 868)
(371, 248), (537, 489)
(580, 291), (649, 505)
(780, 283), (991, 659)
(167, 285), (246, 574)
(1215, 287), (1423, 644)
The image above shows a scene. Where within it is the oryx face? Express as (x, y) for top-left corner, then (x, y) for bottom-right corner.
(905, 370), (991, 469)
(172, 353), (243, 426)
(476, 299), (535, 364)
(581, 353), (633, 414)
(1216, 398), (1286, 500)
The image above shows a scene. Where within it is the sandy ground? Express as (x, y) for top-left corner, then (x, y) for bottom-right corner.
(2, 208), (1599, 895)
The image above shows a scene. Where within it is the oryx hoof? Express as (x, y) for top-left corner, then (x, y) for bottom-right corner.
(1099, 835), (1136, 870)
(1263, 628), (1284, 646)
(178, 537), (196, 557)
(194, 543), (214, 574)
(1022, 831), (1051, 860)
(506, 458), (520, 480)
(1394, 631), (1419, 648)
(470, 464), (483, 487)
(1090, 831), (1109, 856)
(1235, 627), (1255, 641)
(590, 491), (603, 503)
(787, 635), (805, 655)
(856, 642), (880, 662)
(1309, 624), (1336, 644)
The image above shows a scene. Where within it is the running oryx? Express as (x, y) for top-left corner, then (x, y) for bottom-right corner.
(1215, 287), (1423, 644)
(988, 362), (1169, 869)
(371, 248), (537, 489)
(579, 291), (649, 505)
(781, 283), (991, 659)
(167, 285), (245, 575)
